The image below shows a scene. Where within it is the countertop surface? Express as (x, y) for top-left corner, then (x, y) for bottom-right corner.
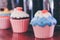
(0, 29), (60, 40)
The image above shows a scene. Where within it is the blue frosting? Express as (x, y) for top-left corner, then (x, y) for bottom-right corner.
(30, 16), (57, 27)
(47, 16), (57, 25)
(0, 13), (11, 16)
(30, 17), (38, 26)
(37, 17), (51, 27)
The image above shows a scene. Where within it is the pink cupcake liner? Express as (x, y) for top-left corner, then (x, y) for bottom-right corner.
(10, 19), (29, 33)
(0, 16), (10, 29)
(33, 25), (55, 38)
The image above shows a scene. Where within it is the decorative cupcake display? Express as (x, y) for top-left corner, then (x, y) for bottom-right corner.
(30, 10), (57, 38)
(10, 7), (30, 33)
(0, 8), (11, 29)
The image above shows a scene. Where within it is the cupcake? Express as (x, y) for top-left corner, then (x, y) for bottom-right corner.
(30, 10), (57, 38)
(0, 8), (11, 29)
(10, 7), (30, 33)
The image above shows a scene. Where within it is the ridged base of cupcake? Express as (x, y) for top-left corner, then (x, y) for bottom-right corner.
(33, 25), (55, 38)
(0, 16), (10, 29)
(10, 18), (29, 33)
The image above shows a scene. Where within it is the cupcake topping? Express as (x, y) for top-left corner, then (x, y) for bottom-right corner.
(0, 8), (10, 16)
(11, 7), (29, 18)
(16, 7), (22, 11)
(3, 8), (10, 13)
(30, 10), (57, 27)
(34, 10), (52, 18)
(42, 10), (48, 13)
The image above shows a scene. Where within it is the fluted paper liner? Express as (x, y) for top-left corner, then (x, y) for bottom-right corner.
(0, 16), (10, 29)
(10, 19), (29, 33)
(33, 25), (55, 38)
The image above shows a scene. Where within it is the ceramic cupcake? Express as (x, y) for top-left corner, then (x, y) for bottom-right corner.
(10, 7), (30, 33)
(30, 10), (57, 38)
(0, 8), (11, 29)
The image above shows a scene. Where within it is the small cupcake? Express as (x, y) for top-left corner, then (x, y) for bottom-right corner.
(0, 8), (11, 29)
(10, 7), (30, 33)
(30, 10), (57, 38)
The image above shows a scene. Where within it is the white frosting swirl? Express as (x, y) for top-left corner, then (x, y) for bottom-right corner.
(34, 10), (52, 18)
(10, 8), (29, 18)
